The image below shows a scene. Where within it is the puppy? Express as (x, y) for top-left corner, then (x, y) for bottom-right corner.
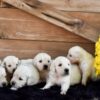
(10, 64), (40, 90)
(0, 66), (8, 87)
(33, 53), (52, 82)
(42, 56), (71, 95)
(67, 46), (94, 86)
(2, 56), (19, 82)
(2, 56), (19, 74)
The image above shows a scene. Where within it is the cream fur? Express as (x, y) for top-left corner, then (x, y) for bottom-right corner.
(2, 56), (19, 74)
(33, 53), (52, 82)
(67, 46), (95, 85)
(10, 63), (40, 90)
(42, 56), (71, 95)
(0, 66), (8, 87)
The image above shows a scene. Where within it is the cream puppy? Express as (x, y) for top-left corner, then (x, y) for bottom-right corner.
(0, 66), (8, 87)
(10, 64), (40, 90)
(67, 46), (94, 86)
(2, 56), (19, 74)
(42, 56), (71, 95)
(33, 53), (52, 82)
(2, 56), (19, 82)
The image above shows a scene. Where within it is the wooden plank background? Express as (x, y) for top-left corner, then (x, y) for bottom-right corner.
(39, 0), (100, 12)
(0, 40), (94, 59)
(2, 0), (100, 12)
(0, 7), (96, 59)
(2, 0), (99, 42)
(0, 8), (92, 43)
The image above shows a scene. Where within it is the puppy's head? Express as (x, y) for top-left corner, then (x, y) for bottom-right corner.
(2, 56), (19, 74)
(10, 66), (28, 90)
(50, 56), (71, 76)
(67, 46), (83, 63)
(33, 53), (51, 71)
(0, 67), (8, 87)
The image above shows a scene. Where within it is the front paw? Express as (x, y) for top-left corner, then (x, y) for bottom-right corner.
(82, 79), (87, 86)
(40, 87), (45, 90)
(60, 91), (66, 95)
(10, 87), (17, 91)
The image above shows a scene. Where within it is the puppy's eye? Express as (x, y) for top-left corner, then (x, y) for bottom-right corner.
(48, 60), (50, 63)
(68, 63), (70, 66)
(39, 60), (42, 63)
(19, 77), (23, 81)
(69, 54), (72, 57)
(58, 63), (62, 67)
(8, 65), (11, 67)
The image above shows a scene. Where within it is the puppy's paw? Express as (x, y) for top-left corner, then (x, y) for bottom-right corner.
(40, 87), (44, 90)
(10, 87), (17, 91)
(60, 91), (66, 95)
(40, 87), (47, 90)
(82, 79), (87, 86)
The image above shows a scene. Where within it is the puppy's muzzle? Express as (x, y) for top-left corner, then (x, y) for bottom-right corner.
(11, 81), (16, 86)
(43, 65), (48, 70)
(13, 68), (16, 73)
(64, 69), (69, 75)
(2, 82), (7, 87)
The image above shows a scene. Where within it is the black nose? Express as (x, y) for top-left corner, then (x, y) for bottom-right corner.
(13, 68), (16, 73)
(2, 82), (7, 87)
(11, 81), (15, 86)
(44, 65), (48, 70)
(64, 69), (69, 75)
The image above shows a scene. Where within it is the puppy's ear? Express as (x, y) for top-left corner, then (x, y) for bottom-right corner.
(26, 76), (35, 86)
(33, 58), (37, 67)
(0, 60), (2, 65)
(1, 61), (6, 67)
(18, 60), (21, 66)
(51, 60), (53, 63)
(50, 60), (56, 72)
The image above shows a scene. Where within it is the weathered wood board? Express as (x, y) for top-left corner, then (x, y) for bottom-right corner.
(0, 40), (94, 59)
(0, 8), (92, 43)
(0, 7), (96, 58)
(39, 0), (100, 12)
(2, 0), (99, 42)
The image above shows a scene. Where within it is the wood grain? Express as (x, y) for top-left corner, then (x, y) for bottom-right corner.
(66, 12), (100, 30)
(3, 0), (99, 42)
(2, 0), (100, 13)
(0, 39), (94, 59)
(39, 0), (100, 13)
(0, 8), (92, 43)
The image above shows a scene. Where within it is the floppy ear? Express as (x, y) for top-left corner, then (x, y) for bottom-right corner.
(50, 60), (53, 64)
(1, 61), (6, 67)
(0, 60), (2, 65)
(50, 60), (56, 72)
(18, 60), (21, 66)
(27, 76), (36, 86)
(33, 58), (37, 67)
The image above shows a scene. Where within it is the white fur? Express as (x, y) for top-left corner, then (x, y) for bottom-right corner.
(42, 56), (71, 95)
(0, 60), (2, 65)
(70, 64), (81, 85)
(10, 63), (40, 90)
(0, 66), (8, 87)
(20, 59), (33, 65)
(67, 46), (94, 85)
(33, 53), (52, 82)
(2, 56), (19, 74)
